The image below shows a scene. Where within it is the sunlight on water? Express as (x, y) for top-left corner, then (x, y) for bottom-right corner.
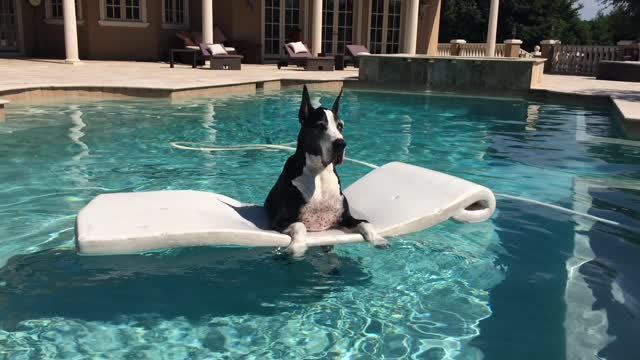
(0, 89), (638, 359)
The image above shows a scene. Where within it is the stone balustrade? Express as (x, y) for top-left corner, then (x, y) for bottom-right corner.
(437, 39), (525, 58)
(542, 39), (638, 76)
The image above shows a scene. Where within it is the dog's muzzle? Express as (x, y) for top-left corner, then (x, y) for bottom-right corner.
(332, 139), (346, 165)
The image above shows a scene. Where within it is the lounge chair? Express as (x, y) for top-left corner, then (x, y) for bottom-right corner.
(278, 42), (334, 71)
(177, 29), (237, 54)
(177, 28), (263, 63)
(199, 43), (243, 70)
(346, 44), (371, 68)
(176, 30), (236, 66)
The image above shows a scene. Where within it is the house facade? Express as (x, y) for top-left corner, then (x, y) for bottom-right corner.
(1, 0), (442, 63)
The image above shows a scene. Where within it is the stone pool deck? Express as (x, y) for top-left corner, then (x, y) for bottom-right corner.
(532, 74), (640, 123)
(0, 59), (638, 130)
(0, 59), (357, 102)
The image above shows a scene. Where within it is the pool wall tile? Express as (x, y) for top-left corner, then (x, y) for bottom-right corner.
(359, 55), (546, 93)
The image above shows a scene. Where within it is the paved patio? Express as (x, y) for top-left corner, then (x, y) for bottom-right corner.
(0, 59), (358, 92)
(0, 59), (638, 124)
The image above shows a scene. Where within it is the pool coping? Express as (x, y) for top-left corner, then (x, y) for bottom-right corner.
(0, 99), (8, 121)
(0, 79), (347, 102)
(0, 78), (637, 137)
(359, 53), (548, 63)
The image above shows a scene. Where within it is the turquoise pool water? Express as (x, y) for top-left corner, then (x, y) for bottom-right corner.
(0, 89), (638, 359)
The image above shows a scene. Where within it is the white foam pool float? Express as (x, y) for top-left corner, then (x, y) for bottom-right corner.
(75, 162), (496, 255)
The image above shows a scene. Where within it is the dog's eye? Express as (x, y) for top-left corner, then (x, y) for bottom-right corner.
(337, 123), (344, 131)
(314, 122), (327, 130)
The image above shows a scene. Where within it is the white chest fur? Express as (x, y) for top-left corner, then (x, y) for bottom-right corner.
(292, 157), (344, 231)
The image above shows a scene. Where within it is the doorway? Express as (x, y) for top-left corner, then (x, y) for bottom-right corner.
(263, 0), (303, 60)
(321, 0), (354, 55)
(0, 0), (20, 53)
(368, 0), (401, 54)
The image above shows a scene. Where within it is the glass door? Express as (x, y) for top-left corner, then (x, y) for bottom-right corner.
(0, 0), (19, 52)
(322, 0), (354, 55)
(385, 0), (401, 53)
(264, 0), (301, 59)
(264, 0), (282, 58)
(369, 0), (401, 54)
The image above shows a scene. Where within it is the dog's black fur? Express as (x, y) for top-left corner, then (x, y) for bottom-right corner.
(264, 155), (366, 233)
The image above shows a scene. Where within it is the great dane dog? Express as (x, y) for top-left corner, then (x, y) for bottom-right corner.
(264, 85), (389, 258)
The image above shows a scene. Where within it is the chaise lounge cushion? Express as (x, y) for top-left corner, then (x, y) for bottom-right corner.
(178, 30), (235, 53)
(289, 41), (308, 54)
(207, 44), (228, 55)
(346, 44), (370, 57)
(285, 43), (314, 59)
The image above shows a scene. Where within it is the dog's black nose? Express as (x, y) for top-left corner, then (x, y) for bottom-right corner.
(332, 139), (347, 152)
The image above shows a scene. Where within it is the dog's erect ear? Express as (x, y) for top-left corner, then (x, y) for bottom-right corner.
(332, 87), (343, 115)
(299, 85), (313, 124)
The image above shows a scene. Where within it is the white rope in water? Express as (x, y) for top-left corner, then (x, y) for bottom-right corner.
(494, 193), (622, 227)
(170, 141), (381, 169)
(170, 141), (625, 229)
(171, 141), (297, 152)
(341, 158), (380, 169)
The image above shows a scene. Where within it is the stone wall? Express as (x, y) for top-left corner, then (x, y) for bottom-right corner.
(596, 61), (640, 83)
(358, 55), (546, 93)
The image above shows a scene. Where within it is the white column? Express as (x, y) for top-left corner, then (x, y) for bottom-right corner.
(311, 0), (322, 56)
(403, 0), (419, 54)
(485, 0), (499, 57)
(202, 0), (214, 44)
(63, 0), (79, 63)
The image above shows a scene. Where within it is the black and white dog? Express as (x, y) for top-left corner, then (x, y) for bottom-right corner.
(265, 85), (389, 257)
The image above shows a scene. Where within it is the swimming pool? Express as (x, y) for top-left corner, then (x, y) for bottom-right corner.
(0, 89), (638, 359)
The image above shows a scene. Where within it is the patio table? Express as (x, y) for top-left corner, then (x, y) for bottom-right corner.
(170, 48), (198, 68)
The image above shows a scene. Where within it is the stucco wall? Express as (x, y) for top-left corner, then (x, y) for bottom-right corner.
(230, 1), (261, 44)
(18, 0), (198, 61)
(84, 1), (173, 61)
(20, 1), (89, 59)
(14, 0), (426, 62)
(213, 0), (233, 39)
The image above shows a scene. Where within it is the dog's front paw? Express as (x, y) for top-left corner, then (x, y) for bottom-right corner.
(371, 235), (390, 249)
(357, 222), (390, 249)
(287, 241), (309, 258)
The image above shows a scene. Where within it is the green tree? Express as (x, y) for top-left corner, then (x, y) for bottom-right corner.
(600, 0), (640, 14)
(439, 0), (592, 50)
(439, 0), (487, 43)
(605, 6), (640, 40)
(584, 5), (639, 45)
(585, 12), (616, 45)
